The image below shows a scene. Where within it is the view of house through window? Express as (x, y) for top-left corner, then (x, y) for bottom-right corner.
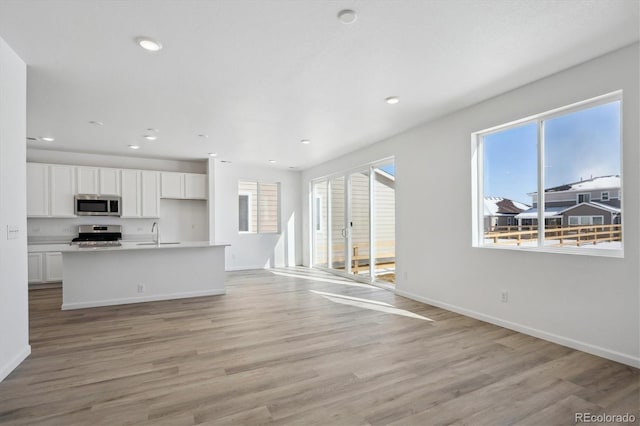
(238, 181), (280, 233)
(478, 94), (622, 253)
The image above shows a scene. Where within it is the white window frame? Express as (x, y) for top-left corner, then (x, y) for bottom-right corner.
(238, 181), (281, 235)
(577, 193), (591, 204)
(601, 191), (610, 201)
(238, 190), (254, 233)
(568, 215), (604, 226)
(472, 90), (623, 258)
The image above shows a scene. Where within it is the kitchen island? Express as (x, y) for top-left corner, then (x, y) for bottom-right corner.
(31, 242), (228, 310)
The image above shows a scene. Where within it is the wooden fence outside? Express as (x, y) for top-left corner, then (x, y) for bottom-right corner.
(485, 224), (622, 247)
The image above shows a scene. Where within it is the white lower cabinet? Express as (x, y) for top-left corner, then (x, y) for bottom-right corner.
(28, 253), (44, 283)
(28, 252), (63, 284)
(45, 252), (63, 282)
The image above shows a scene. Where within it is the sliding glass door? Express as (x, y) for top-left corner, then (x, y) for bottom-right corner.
(312, 180), (328, 268)
(372, 160), (396, 284)
(330, 176), (346, 270)
(311, 158), (396, 285)
(348, 169), (370, 278)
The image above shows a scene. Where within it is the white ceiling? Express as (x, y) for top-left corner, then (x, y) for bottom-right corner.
(0, 0), (638, 169)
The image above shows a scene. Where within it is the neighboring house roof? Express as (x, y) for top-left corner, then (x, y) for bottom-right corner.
(515, 206), (566, 219)
(528, 175), (620, 195)
(374, 167), (395, 189)
(577, 201), (621, 214)
(484, 197), (529, 216)
(515, 202), (621, 219)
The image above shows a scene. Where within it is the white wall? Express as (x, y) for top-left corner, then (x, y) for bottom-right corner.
(0, 36), (29, 381)
(158, 199), (207, 242)
(215, 161), (301, 270)
(301, 44), (640, 367)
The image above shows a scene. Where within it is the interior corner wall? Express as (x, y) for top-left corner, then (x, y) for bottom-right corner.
(214, 162), (302, 270)
(0, 36), (29, 382)
(301, 43), (640, 367)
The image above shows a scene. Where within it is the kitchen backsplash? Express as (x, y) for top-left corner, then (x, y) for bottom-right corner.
(28, 199), (208, 243)
(27, 217), (158, 243)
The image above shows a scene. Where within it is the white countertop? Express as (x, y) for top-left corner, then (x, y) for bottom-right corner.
(28, 241), (229, 253)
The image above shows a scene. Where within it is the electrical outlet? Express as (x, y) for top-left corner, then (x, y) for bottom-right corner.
(137, 227), (143, 232)
(500, 290), (509, 303)
(137, 284), (145, 293)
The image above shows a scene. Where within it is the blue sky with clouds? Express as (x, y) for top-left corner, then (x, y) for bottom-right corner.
(483, 101), (620, 205)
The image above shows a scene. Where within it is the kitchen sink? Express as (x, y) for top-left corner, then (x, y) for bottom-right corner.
(136, 242), (181, 246)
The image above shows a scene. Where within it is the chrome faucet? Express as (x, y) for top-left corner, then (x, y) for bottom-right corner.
(151, 222), (159, 244)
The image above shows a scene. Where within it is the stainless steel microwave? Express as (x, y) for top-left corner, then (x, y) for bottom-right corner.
(74, 195), (121, 216)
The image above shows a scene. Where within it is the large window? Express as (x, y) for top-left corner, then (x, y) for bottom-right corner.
(238, 181), (280, 234)
(474, 92), (622, 255)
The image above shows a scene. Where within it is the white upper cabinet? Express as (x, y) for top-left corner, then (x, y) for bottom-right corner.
(26, 163), (203, 219)
(161, 172), (185, 199)
(49, 165), (76, 217)
(76, 167), (99, 194)
(99, 168), (121, 196)
(27, 163), (49, 217)
(161, 172), (207, 199)
(120, 169), (141, 217)
(185, 173), (207, 199)
(141, 171), (160, 218)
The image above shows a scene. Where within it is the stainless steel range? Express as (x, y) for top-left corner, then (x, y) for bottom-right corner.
(71, 225), (122, 247)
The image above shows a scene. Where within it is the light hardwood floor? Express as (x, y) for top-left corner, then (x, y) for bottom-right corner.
(0, 267), (638, 425)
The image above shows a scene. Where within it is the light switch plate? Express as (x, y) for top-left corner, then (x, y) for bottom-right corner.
(7, 225), (19, 240)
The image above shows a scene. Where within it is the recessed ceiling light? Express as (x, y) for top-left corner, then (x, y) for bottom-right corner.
(208, 152), (217, 157)
(385, 96), (400, 105)
(136, 37), (162, 52)
(146, 128), (158, 132)
(269, 160), (276, 164)
(288, 166), (297, 169)
(300, 139), (311, 145)
(143, 135), (158, 141)
(128, 144), (140, 150)
(89, 120), (104, 126)
(40, 137), (55, 142)
(198, 134), (208, 139)
(338, 9), (357, 24)
(220, 160), (232, 164)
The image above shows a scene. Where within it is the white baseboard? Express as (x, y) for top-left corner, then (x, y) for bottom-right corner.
(394, 288), (640, 369)
(62, 289), (226, 310)
(225, 265), (265, 271)
(0, 345), (31, 383)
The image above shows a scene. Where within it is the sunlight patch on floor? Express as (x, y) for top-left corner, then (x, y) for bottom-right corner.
(309, 290), (393, 307)
(312, 291), (434, 321)
(269, 270), (378, 289)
